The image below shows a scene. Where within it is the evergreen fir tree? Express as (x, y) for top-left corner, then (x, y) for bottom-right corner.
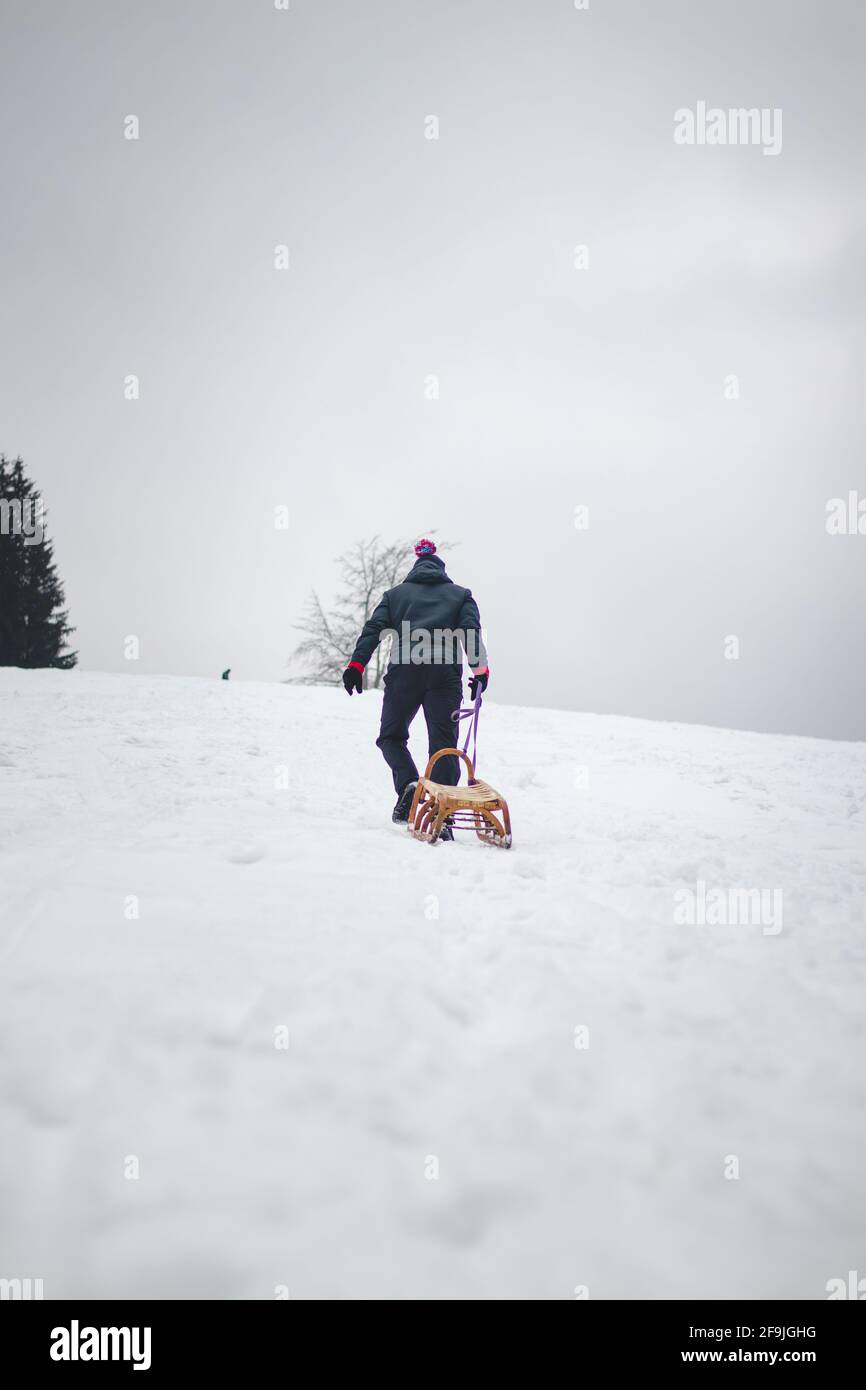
(0, 455), (77, 668)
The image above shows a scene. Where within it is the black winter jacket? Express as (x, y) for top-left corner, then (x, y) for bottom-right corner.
(349, 555), (487, 671)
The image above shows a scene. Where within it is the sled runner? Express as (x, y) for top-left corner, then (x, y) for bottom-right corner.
(407, 694), (512, 848)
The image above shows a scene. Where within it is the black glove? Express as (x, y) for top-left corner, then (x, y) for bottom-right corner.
(468, 669), (488, 699)
(342, 665), (363, 695)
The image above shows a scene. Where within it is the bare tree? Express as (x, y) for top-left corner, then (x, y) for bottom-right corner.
(289, 535), (450, 688)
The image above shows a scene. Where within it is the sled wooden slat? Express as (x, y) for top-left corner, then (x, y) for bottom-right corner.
(408, 748), (512, 848)
(418, 776), (499, 805)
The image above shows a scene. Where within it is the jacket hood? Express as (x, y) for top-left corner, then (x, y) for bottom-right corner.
(402, 554), (451, 586)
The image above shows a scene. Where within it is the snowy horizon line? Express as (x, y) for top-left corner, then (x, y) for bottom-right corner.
(5, 665), (863, 748)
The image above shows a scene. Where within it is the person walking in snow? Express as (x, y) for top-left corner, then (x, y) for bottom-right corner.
(342, 539), (488, 837)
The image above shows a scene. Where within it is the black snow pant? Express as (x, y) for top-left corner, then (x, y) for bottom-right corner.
(376, 664), (463, 794)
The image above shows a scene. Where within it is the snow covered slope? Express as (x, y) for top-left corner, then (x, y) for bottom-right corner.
(1, 669), (864, 1300)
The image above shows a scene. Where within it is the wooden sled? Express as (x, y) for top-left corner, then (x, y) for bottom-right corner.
(408, 748), (512, 848)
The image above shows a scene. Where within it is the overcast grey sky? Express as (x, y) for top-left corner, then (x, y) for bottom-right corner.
(1, 0), (864, 738)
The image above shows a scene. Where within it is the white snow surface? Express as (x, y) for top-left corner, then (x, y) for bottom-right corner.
(1, 668), (864, 1300)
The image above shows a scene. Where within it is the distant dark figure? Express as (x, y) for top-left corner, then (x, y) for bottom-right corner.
(221, 668), (231, 680)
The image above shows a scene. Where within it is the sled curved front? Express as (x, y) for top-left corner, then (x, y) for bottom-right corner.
(407, 748), (512, 848)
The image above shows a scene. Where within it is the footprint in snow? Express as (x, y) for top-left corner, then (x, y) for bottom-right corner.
(414, 1184), (526, 1248)
(515, 859), (546, 879)
(515, 770), (540, 789)
(225, 842), (265, 864)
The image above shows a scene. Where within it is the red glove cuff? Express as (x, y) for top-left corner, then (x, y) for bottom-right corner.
(347, 661), (365, 674)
